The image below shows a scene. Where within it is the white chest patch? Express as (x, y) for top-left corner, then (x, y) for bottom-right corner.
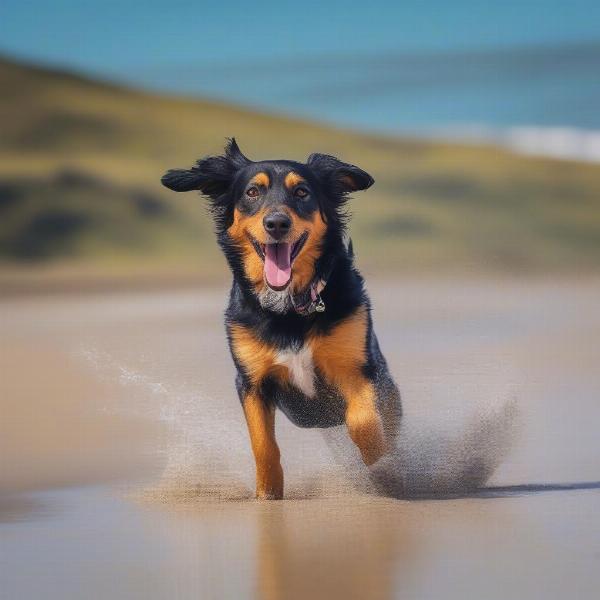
(275, 344), (316, 398)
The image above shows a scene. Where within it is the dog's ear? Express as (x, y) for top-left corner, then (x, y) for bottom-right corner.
(307, 153), (374, 194)
(161, 138), (250, 199)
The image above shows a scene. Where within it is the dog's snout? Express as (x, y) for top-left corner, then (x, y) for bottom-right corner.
(263, 212), (291, 240)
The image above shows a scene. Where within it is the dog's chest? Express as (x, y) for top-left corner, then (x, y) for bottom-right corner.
(274, 344), (316, 398)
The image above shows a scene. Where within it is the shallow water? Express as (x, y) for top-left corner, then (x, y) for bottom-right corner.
(1, 279), (599, 599)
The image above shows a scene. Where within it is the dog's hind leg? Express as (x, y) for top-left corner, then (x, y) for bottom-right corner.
(242, 391), (284, 500)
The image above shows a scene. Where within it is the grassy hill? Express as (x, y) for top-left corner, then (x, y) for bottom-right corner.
(2, 55), (600, 290)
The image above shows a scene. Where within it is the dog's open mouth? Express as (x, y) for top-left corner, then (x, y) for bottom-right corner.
(249, 232), (308, 291)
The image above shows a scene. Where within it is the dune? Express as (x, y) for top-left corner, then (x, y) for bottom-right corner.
(2, 55), (600, 292)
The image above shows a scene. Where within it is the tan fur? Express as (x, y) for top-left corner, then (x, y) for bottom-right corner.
(230, 324), (286, 385)
(243, 391), (283, 499)
(228, 207), (268, 290)
(284, 171), (305, 189)
(310, 308), (386, 465)
(290, 210), (327, 293)
(230, 324), (286, 499)
(251, 172), (270, 188)
(309, 307), (368, 379)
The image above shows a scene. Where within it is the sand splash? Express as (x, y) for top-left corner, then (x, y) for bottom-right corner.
(81, 346), (519, 502)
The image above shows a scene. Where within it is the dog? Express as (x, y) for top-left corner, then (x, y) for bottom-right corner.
(161, 139), (402, 499)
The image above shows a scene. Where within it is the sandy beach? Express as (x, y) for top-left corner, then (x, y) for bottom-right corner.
(1, 278), (599, 599)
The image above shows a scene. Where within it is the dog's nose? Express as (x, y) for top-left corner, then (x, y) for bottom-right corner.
(263, 212), (291, 240)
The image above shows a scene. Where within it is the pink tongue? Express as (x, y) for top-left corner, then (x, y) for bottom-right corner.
(264, 243), (292, 288)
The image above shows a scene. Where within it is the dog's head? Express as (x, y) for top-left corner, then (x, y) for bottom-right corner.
(161, 139), (373, 311)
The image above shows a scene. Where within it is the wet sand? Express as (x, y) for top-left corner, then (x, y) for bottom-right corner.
(1, 279), (599, 599)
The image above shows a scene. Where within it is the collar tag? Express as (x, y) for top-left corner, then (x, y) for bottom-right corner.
(315, 296), (326, 313)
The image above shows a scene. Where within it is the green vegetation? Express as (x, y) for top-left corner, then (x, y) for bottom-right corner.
(2, 55), (600, 289)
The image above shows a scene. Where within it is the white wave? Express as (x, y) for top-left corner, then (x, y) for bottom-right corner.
(504, 126), (600, 162)
(430, 124), (600, 163)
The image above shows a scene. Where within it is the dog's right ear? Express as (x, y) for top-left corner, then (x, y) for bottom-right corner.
(161, 138), (250, 199)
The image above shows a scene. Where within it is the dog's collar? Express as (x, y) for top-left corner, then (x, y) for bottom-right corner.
(290, 275), (328, 316)
(290, 256), (335, 316)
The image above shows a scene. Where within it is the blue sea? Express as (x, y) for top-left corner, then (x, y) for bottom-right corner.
(130, 41), (600, 161)
(2, 1), (600, 160)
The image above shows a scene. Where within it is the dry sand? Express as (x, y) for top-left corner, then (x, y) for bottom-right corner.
(1, 278), (599, 599)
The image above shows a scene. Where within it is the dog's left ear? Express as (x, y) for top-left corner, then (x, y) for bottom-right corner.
(307, 153), (374, 193)
(161, 138), (250, 199)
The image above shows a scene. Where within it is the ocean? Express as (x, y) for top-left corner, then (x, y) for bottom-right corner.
(2, 1), (600, 161)
(132, 41), (600, 161)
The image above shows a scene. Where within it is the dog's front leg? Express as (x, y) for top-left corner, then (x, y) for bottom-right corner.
(340, 377), (386, 466)
(242, 390), (284, 500)
(312, 367), (387, 466)
(310, 308), (387, 466)
(229, 324), (284, 499)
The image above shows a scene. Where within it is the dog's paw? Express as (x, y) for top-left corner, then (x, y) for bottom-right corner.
(256, 490), (284, 500)
(255, 463), (284, 500)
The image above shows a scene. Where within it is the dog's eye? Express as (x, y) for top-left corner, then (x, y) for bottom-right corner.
(246, 186), (260, 198)
(294, 187), (309, 199)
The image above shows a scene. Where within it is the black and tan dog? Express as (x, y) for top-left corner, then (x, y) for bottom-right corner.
(162, 139), (401, 499)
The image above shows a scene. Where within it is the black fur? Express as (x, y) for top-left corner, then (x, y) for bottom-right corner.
(161, 138), (400, 436)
